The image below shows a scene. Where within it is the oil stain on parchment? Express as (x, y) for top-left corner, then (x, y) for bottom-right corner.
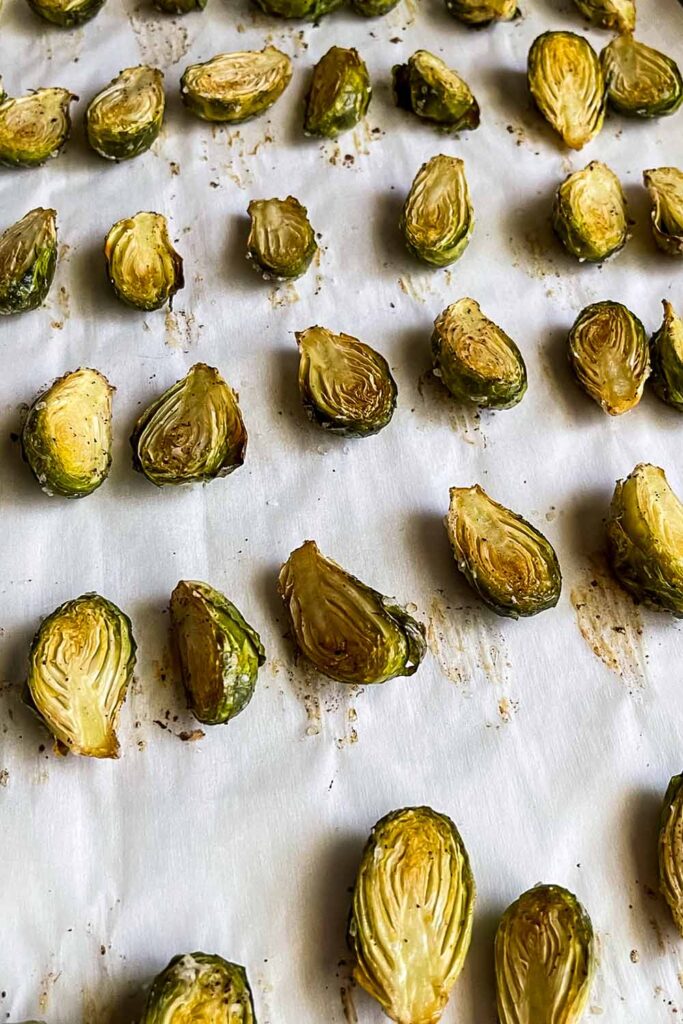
(268, 282), (300, 308)
(164, 309), (198, 349)
(50, 286), (71, 330)
(38, 969), (61, 1012)
(273, 658), (361, 746)
(213, 127), (274, 189)
(124, 6), (190, 66)
(417, 371), (486, 447)
(386, 0), (418, 29)
(322, 122), (382, 167)
(570, 555), (647, 698)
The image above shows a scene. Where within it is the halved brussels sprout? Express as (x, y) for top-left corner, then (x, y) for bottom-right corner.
(154, 0), (205, 12)
(650, 300), (683, 410)
(606, 463), (683, 616)
(86, 66), (165, 161)
(253, 0), (341, 18)
(21, 368), (113, 498)
(553, 161), (629, 262)
(246, 196), (316, 280)
(400, 154), (473, 268)
(445, 485), (562, 617)
(0, 208), (57, 315)
(568, 300), (649, 415)
(528, 32), (606, 149)
(296, 325), (396, 436)
(601, 34), (682, 117)
(432, 298), (527, 409)
(304, 47), (371, 139)
(278, 540), (425, 685)
(444, 0), (516, 24)
(495, 884), (595, 1024)
(131, 363), (247, 487)
(104, 211), (183, 311)
(573, 0), (634, 30)
(170, 580), (265, 726)
(181, 48), (292, 122)
(349, 807), (475, 1024)
(643, 167), (683, 255)
(392, 51), (480, 132)
(0, 88), (76, 167)
(351, 0), (399, 15)
(140, 953), (255, 1024)
(660, 774), (683, 936)
(26, 593), (136, 758)
(25, 0), (105, 25)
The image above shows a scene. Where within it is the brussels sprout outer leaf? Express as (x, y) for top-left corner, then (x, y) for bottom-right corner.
(650, 300), (683, 410)
(304, 46), (372, 139)
(644, 167), (683, 255)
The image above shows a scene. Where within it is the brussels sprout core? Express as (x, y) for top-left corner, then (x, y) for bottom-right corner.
(0, 88), (76, 167)
(643, 167), (683, 255)
(0, 208), (58, 315)
(181, 48), (292, 122)
(568, 300), (649, 415)
(104, 211), (183, 311)
(601, 35), (683, 118)
(141, 953), (255, 1024)
(552, 161), (629, 262)
(247, 196), (317, 280)
(400, 154), (473, 267)
(304, 47), (371, 139)
(528, 32), (606, 149)
(86, 66), (165, 161)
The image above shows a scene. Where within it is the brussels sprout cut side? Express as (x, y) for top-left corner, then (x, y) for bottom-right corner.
(392, 51), (479, 132)
(444, 0), (516, 24)
(445, 485), (562, 617)
(104, 211), (183, 311)
(644, 167), (683, 255)
(0, 87), (76, 167)
(601, 35), (682, 118)
(400, 154), (473, 267)
(140, 953), (255, 1024)
(650, 301), (683, 410)
(304, 47), (371, 139)
(0, 208), (58, 315)
(25, 0), (106, 23)
(86, 66), (165, 161)
(349, 807), (475, 1024)
(495, 884), (595, 1024)
(170, 581), (265, 725)
(26, 594), (136, 758)
(553, 161), (629, 262)
(278, 540), (425, 685)
(528, 32), (606, 149)
(660, 774), (683, 936)
(181, 48), (292, 122)
(573, 0), (635, 31)
(568, 300), (649, 415)
(247, 196), (317, 280)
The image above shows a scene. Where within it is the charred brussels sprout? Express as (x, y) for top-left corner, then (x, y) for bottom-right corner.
(104, 211), (183, 311)
(246, 196), (316, 280)
(432, 298), (526, 409)
(553, 161), (629, 262)
(644, 167), (683, 255)
(601, 35), (682, 117)
(0, 88), (76, 167)
(400, 154), (473, 267)
(444, 0), (516, 24)
(25, 0), (105, 24)
(181, 48), (292, 122)
(26, 594), (136, 758)
(304, 47), (371, 139)
(446, 485), (562, 617)
(528, 32), (606, 149)
(22, 368), (113, 498)
(392, 51), (479, 132)
(296, 325), (396, 436)
(606, 463), (683, 616)
(568, 300), (649, 415)
(141, 953), (255, 1024)
(86, 66), (165, 161)
(573, 0), (634, 30)
(131, 363), (247, 487)
(349, 807), (475, 1024)
(660, 774), (683, 936)
(495, 884), (595, 1024)
(650, 301), (683, 410)
(0, 208), (57, 315)
(278, 540), (425, 685)
(170, 581), (265, 726)
(155, 0), (205, 11)
(351, 0), (399, 14)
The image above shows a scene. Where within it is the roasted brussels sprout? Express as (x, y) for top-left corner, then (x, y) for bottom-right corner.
(445, 485), (562, 617)
(21, 368), (113, 498)
(104, 211), (183, 311)
(573, 0), (634, 30)
(432, 298), (526, 409)
(568, 300), (649, 415)
(528, 32), (606, 149)
(495, 884), (595, 1024)
(181, 48), (292, 122)
(351, 0), (399, 15)
(25, 0), (105, 25)
(170, 580), (265, 726)
(660, 774), (683, 936)
(0, 88), (76, 167)
(553, 161), (629, 262)
(0, 208), (57, 315)
(650, 301), (683, 410)
(131, 363), (247, 487)
(278, 540), (425, 685)
(601, 35), (682, 118)
(349, 807), (475, 1024)
(140, 953), (255, 1024)
(296, 325), (396, 436)
(26, 593), (136, 758)
(253, 0), (341, 18)
(303, 47), (371, 139)
(606, 463), (683, 616)
(392, 51), (479, 132)
(643, 167), (683, 255)
(246, 196), (316, 280)
(154, 0), (205, 12)
(400, 154), (473, 268)
(444, 0), (516, 24)
(86, 66), (165, 161)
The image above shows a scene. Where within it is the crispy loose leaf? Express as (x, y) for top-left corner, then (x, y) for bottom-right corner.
(0, 207), (57, 315)
(104, 211), (183, 311)
(400, 154), (473, 267)
(26, 594), (136, 758)
(553, 161), (629, 262)
(25, 0), (106, 23)
(304, 46), (371, 139)
(181, 48), (292, 122)
(495, 884), (595, 1024)
(86, 66), (165, 161)
(444, 0), (516, 24)
(278, 540), (425, 685)
(0, 87), (76, 167)
(660, 774), (683, 936)
(246, 196), (317, 280)
(643, 167), (683, 255)
(606, 463), (683, 616)
(573, 0), (635, 31)
(601, 34), (682, 117)
(650, 300), (683, 410)
(568, 300), (649, 415)
(528, 32), (606, 149)
(140, 953), (255, 1024)
(445, 485), (562, 617)
(170, 580), (265, 725)
(393, 51), (480, 132)
(349, 807), (475, 1024)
